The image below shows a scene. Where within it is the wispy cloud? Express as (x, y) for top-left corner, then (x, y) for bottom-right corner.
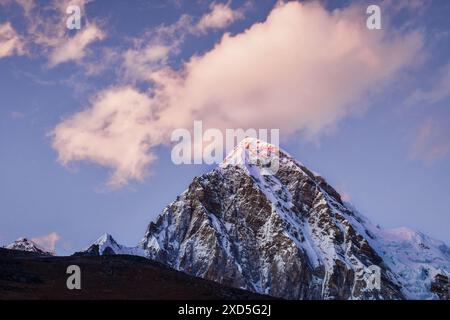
(411, 118), (450, 164)
(0, 22), (25, 58)
(48, 24), (105, 67)
(10, 111), (26, 119)
(51, 1), (424, 188)
(406, 62), (450, 108)
(0, 0), (105, 67)
(120, 2), (245, 83)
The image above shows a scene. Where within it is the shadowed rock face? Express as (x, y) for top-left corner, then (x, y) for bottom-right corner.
(431, 274), (449, 300)
(139, 139), (404, 300)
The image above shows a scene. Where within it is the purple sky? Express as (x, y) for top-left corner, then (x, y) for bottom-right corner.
(0, 0), (449, 255)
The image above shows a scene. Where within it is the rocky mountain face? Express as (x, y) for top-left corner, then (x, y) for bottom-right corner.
(4, 238), (54, 256)
(86, 138), (449, 300)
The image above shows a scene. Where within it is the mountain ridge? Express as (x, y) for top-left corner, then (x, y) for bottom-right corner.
(6, 138), (448, 299)
(136, 138), (449, 299)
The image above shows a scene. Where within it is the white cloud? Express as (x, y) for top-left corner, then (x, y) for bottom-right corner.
(49, 24), (105, 66)
(0, 0), (104, 67)
(52, 1), (423, 187)
(118, 14), (192, 83)
(120, 3), (244, 82)
(147, 1), (422, 136)
(32, 232), (61, 253)
(0, 22), (25, 58)
(122, 44), (173, 82)
(196, 2), (244, 34)
(51, 87), (158, 188)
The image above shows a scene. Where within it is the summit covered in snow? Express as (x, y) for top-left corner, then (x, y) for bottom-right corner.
(4, 237), (54, 256)
(84, 139), (449, 300)
(77, 233), (145, 257)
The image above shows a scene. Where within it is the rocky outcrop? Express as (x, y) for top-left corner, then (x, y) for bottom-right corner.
(431, 274), (449, 300)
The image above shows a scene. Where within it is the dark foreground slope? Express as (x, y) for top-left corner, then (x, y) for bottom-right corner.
(0, 248), (271, 300)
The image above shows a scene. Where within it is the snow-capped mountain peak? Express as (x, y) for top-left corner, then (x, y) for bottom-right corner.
(92, 233), (118, 247)
(371, 226), (450, 299)
(140, 138), (405, 299)
(80, 233), (145, 257)
(139, 138), (449, 299)
(84, 138), (449, 300)
(220, 137), (284, 177)
(221, 137), (278, 163)
(5, 237), (54, 256)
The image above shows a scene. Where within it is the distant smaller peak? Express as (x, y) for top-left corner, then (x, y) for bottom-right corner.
(93, 233), (118, 246)
(5, 237), (53, 255)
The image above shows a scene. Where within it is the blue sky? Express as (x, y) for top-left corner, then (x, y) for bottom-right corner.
(0, 0), (449, 254)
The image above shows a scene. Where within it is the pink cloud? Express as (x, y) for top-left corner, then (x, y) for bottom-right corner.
(196, 2), (244, 34)
(120, 2), (245, 83)
(148, 1), (422, 136)
(0, 0), (105, 67)
(0, 22), (25, 58)
(336, 185), (352, 202)
(51, 87), (158, 188)
(32, 232), (61, 253)
(411, 118), (450, 164)
(48, 24), (105, 67)
(51, 1), (424, 187)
